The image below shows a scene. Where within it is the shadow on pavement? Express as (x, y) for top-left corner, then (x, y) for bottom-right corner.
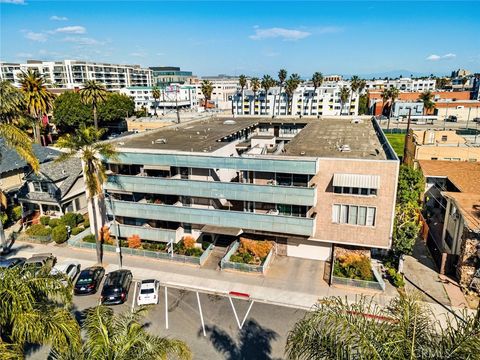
(200, 319), (280, 360)
(1, 243), (34, 257)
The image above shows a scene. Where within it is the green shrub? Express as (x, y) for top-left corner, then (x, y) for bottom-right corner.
(83, 234), (96, 243)
(9, 206), (22, 222)
(26, 224), (52, 237)
(40, 216), (51, 226)
(229, 255), (245, 263)
(185, 247), (203, 257)
(83, 219), (90, 228)
(60, 212), (81, 228)
(388, 268), (405, 288)
(52, 225), (68, 244)
(71, 227), (83, 236)
(202, 240), (212, 250)
(48, 218), (60, 228)
(143, 242), (167, 251)
(333, 254), (374, 281)
(0, 212), (7, 225)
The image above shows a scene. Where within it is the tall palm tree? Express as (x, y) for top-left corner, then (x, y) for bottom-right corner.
(285, 292), (480, 360)
(339, 86), (350, 115)
(310, 72), (324, 116)
(56, 126), (117, 264)
(419, 90), (435, 115)
(381, 88), (391, 116)
(250, 77), (260, 115)
(152, 86), (161, 116)
(349, 75), (361, 115)
(285, 74), (301, 116)
(18, 69), (55, 144)
(80, 80), (108, 130)
(388, 87), (400, 119)
(201, 80), (214, 110)
(238, 75), (247, 115)
(0, 267), (81, 356)
(261, 75), (274, 115)
(277, 69), (288, 116)
(52, 306), (191, 360)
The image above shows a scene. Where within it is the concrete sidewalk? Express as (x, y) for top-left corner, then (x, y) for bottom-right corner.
(5, 240), (474, 319)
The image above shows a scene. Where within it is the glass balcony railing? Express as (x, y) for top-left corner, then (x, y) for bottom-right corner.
(107, 200), (314, 236)
(110, 223), (183, 243)
(105, 175), (315, 206)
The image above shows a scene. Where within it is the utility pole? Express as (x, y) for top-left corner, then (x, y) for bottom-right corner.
(466, 107), (471, 130)
(403, 108), (412, 163)
(175, 84), (181, 124)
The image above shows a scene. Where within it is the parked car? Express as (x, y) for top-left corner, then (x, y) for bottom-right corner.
(74, 266), (105, 295)
(51, 261), (81, 282)
(23, 254), (56, 274)
(0, 257), (26, 269)
(473, 117), (480, 123)
(446, 115), (458, 122)
(101, 269), (133, 305)
(137, 279), (160, 305)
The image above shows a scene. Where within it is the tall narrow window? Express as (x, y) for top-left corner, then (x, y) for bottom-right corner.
(366, 207), (376, 226)
(348, 206), (358, 225)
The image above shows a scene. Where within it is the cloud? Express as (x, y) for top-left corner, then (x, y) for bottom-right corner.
(62, 36), (104, 45)
(24, 31), (48, 42)
(426, 53), (456, 61)
(249, 27), (311, 41)
(50, 15), (68, 21)
(130, 52), (147, 57)
(0, 0), (26, 4)
(54, 26), (86, 34)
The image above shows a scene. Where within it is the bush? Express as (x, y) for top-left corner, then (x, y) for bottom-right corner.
(9, 206), (22, 222)
(52, 225), (68, 244)
(142, 242), (166, 252)
(238, 239), (274, 259)
(71, 227), (83, 236)
(229, 252), (253, 264)
(185, 247), (203, 257)
(388, 268), (405, 288)
(83, 219), (90, 228)
(60, 212), (82, 228)
(48, 218), (60, 228)
(333, 253), (374, 281)
(183, 235), (196, 249)
(127, 234), (141, 249)
(26, 224), (52, 237)
(0, 212), (7, 225)
(83, 234), (96, 243)
(40, 216), (51, 226)
(202, 240), (212, 250)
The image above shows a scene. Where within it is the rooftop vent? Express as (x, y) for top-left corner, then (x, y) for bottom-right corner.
(155, 138), (167, 144)
(300, 151), (306, 156)
(351, 118), (363, 124)
(223, 119), (236, 125)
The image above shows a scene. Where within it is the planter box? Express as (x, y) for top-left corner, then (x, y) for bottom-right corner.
(220, 241), (276, 274)
(332, 266), (386, 291)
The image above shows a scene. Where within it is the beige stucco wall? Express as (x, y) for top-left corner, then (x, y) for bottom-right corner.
(0, 171), (24, 192)
(309, 158), (398, 248)
(416, 146), (480, 162)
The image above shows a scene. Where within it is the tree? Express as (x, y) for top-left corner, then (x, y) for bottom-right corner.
(250, 77), (260, 115)
(349, 75), (361, 115)
(419, 90), (435, 115)
(18, 69), (55, 144)
(56, 126), (117, 264)
(285, 292), (480, 360)
(358, 93), (369, 115)
(285, 74), (301, 116)
(310, 72), (324, 116)
(0, 266), (81, 356)
(52, 91), (93, 133)
(80, 80), (108, 130)
(381, 88), (391, 116)
(388, 87), (400, 119)
(339, 86), (350, 115)
(96, 93), (135, 124)
(201, 80), (213, 110)
(277, 69), (288, 116)
(152, 86), (161, 116)
(397, 164), (424, 204)
(261, 75), (275, 115)
(51, 306), (191, 360)
(238, 75), (247, 115)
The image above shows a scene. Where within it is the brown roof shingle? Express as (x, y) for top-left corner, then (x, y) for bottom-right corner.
(443, 192), (480, 231)
(418, 160), (480, 194)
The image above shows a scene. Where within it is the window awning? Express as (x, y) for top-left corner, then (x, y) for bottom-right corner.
(333, 173), (380, 189)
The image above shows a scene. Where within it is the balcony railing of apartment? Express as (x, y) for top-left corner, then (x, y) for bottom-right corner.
(110, 223), (184, 243)
(107, 199), (315, 237)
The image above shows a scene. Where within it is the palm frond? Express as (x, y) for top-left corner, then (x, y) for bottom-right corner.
(0, 123), (39, 172)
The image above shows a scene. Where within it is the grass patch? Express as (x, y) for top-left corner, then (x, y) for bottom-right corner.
(385, 133), (405, 157)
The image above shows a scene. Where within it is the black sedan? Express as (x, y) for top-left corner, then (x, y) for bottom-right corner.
(74, 266), (105, 295)
(101, 269), (133, 305)
(0, 257), (26, 269)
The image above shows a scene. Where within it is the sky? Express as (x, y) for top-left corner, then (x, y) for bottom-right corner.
(1, 1), (479, 78)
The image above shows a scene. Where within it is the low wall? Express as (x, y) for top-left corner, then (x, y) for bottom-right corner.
(220, 241), (276, 274)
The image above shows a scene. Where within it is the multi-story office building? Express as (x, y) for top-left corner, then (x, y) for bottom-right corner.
(365, 78), (436, 92)
(232, 83), (359, 116)
(0, 60), (152, 90)
(101, 117), (399, 261)
(194, 76), (239, 110)
(119, 85), (198, 115)
(149, 66), (195, 86)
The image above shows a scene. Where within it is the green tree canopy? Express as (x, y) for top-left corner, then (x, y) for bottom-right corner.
(97, 92), (134, 123)
(397, 164), (424, 205)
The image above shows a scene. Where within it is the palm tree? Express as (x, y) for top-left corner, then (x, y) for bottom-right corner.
(0, 267), (81, 356)
(250, 77), (260, 115)
(261, 75), (274, 115)
(349, 75), (361, 115)
(310, 72), (323, 116)
(238, 75), (247, 115)
(201, 80), (214, 110)
(285, 292), (480, 360)
(388, 87), (400, 119)
(152, 86), (161, 116)
(339, 86), (350, 115)
(80, 80), (108, 130)
(277, 69), (288, 116)
(285, 74), (301, 116)
(419, 90), (435, 115)
(18, 69), (55, 144)
(56, 126), (117, 264)
(381, 88), (391, 116)
(52, 306), (191, 360)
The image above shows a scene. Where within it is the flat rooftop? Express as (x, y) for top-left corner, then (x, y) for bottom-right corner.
(114, 117), (390, 160)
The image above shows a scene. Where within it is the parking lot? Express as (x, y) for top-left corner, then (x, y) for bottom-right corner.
(30, 279), (307, 360)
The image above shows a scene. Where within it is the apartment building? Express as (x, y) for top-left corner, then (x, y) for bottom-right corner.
(149, 66), (195, 86)
(194, 76), (239, 110)
(365, 78), (436, 92)
(119, 85), (198, 115)
(0, 60), (152, 90)
(404, 129), (480, 166)
(100, 117), (399, 261)
(232, 83), (359, 116)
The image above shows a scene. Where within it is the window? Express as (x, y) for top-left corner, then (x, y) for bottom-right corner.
(441, 135), (448, 141)
(333, 186), (377, 196)
(33, 182), (41, 192)
(332, 204), (376, 227)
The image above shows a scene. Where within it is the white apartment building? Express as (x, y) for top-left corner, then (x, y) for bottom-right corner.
(365, 77), (436, 92)
(232, 83), (359, 116)
(119, 85), (198, 115)
(0, 60), (152, 90)
(194, 76), (240, 110)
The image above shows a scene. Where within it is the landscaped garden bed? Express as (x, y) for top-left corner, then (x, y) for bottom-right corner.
(221, 238), (276, 274)
(21, 213), (89, 244)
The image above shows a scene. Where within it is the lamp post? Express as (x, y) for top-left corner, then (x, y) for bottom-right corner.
(105, 192), (122, 269)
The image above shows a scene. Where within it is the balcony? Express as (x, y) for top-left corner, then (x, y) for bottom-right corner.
(107, 200), (314, 236)
(105, 175), (315, 206)
(110, 223), (183, 243)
